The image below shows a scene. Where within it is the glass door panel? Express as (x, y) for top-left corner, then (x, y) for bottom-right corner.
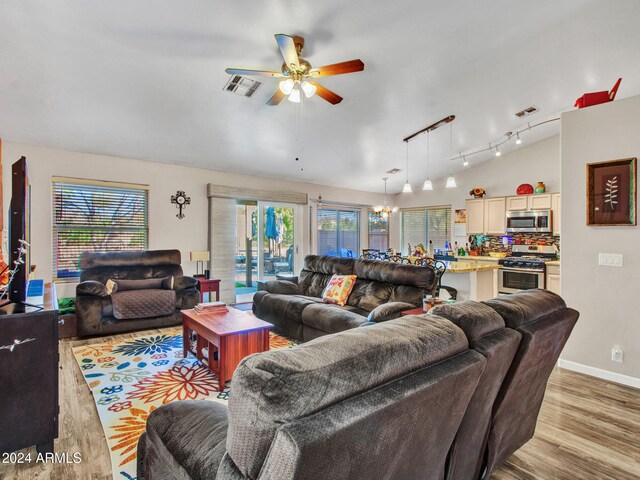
(235, 203), (258, 297)
(258, 202), (299, 281)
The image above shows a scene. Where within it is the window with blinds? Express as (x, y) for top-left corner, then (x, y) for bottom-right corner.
(401, 206), (451, 254)
(368, 211), (389, 251)
(317, 208), (359, 258)
(52, 179), (149, 279)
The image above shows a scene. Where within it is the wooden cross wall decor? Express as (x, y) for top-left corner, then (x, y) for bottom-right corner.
(171, 190), (191, 219)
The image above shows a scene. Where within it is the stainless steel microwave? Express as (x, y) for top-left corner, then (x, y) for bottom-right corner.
(505, 210), (552, 233)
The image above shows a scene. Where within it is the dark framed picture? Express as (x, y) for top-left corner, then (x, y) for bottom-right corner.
(586, 157), (637, 226)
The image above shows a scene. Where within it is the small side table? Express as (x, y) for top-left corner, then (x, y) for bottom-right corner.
(400, 307), (426, 316)
(196, 278), (221, 303)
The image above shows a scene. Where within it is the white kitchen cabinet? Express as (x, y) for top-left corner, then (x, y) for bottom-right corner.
(528, 194), (552, 210)
(466, 199), (485, 234)
(484, 197), (506, 234)
(551, 193), (560, 235)
(506, 196), (528, 211)
(546, 264), (560, 294)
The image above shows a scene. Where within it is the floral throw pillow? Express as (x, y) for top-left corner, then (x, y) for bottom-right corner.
(321, 274), (358, 306)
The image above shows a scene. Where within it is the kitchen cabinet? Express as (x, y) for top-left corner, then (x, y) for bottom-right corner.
(551, 193), (560, 235)
(484, 197), (506, 234)
(546, 263), (560, 294)
(466, 199), (485, 234)
(528, 194), (552, 210)
(506, 196), (528, 211)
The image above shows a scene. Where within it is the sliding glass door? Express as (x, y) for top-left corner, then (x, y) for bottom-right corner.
(317, 208), (360, 258)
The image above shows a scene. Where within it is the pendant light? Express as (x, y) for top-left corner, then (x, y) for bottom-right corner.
(422, 131), (433, 191)
(445, 121), (457, 188)
(515, 132), (522, 145)
(402, 141), (412, 193)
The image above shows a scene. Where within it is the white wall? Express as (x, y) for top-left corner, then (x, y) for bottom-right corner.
(394, 136), (560, 246)
(560, 95), (640, 385)
(1, 142), (390, 297)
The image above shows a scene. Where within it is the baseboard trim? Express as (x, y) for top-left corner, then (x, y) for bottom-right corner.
(558, 359), (640, 389)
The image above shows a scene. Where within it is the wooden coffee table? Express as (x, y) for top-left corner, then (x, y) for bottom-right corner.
(182, 308), (273, 390)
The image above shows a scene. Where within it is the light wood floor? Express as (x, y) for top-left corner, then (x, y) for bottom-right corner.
(2, 327), (639, 480)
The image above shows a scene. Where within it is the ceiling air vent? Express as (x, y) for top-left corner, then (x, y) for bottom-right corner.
(224, 75), (262, 98)
(386, 168), (402, 175)
(514, 106), (539, 118)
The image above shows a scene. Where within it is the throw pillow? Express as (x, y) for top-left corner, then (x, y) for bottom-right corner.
(111, 276), (174, 292)
(321, 274), (357, 306)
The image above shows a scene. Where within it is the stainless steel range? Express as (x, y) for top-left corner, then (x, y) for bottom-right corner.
(498, 245), (557, 294)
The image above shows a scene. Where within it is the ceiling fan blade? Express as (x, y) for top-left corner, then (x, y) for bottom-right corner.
(225, 68), (283, 78)
(309, 59), (365, 78)
(267, 89), (286, 106)
(307, 80), (343, 105)
(275, 34), (300, 70)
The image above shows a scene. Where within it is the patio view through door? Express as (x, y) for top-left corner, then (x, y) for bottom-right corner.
(235, 201), (301, 300)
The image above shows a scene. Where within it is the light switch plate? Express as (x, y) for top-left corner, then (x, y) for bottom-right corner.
(598, 253), (623, 267)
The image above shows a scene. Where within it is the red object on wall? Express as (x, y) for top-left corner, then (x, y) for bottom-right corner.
(516, 183), (534, 195)
(574, 78), (621, 109)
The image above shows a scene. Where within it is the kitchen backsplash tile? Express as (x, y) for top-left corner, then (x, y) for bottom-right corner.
(471, 233), (559, 255)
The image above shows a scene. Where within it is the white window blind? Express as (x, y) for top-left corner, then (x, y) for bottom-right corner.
(401, 207), (451, 254)
(368, 211), (389, 251)
(52, 179), (149, 279)
(401, 210), (427, 254)
(317, 208), (359, 258)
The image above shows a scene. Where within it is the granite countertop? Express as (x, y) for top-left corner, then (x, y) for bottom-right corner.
(546, 260), (561, 266)
(444, 261), (502, 273)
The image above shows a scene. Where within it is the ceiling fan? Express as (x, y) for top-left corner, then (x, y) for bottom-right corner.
(225, 34), (365, 106)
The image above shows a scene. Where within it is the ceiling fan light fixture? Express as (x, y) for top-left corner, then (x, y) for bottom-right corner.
(279, 78), (294, 95)
(422, 179), (433, 191)
(301, 80), (316, 98)
(446, 175), (457, 189)
(288, 84), (301, 103)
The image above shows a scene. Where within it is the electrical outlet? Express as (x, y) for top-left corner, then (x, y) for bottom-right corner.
(611, 345), (624, 363)
(598, 253), (623, 267)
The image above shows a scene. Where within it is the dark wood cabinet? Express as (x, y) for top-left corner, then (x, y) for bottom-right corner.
(0, 284), (58, 454)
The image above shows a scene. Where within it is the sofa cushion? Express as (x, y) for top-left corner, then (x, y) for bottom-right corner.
(301, 303), (369, 333)
(112, 289), (176, 320)
(298, 255), (355, 297)
(145, 400), (229, 480)
(112, 277), (173, 292)
(321, 274), (357, 306)
(354, 258), (437, 290)
(483, 289), (566, 329)
(226, 315), (469, 479)
(430, 301), (505, 343)
(347, 279), (393, 311)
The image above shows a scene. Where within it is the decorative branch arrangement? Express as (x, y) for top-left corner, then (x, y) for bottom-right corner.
(604, 176), (618, 211)
(0, 239), (29, 301)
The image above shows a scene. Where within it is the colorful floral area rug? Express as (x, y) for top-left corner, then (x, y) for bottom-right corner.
(72, 327), (295, 480)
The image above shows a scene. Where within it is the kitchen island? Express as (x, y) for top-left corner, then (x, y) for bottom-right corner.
(440, 261), (501, 301)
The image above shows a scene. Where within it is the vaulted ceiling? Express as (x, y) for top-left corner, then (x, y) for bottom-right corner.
(1, 0), (639, 193)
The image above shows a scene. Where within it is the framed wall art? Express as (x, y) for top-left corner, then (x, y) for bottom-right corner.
(586, 157), (636, 226)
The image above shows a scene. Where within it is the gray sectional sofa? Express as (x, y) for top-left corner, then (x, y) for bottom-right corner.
(138, 289), (579, 480)
(253, 254), (440, 341)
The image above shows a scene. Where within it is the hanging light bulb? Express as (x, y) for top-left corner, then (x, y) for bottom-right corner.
(287, 82), (301, 103)
(495, 146), (501, 157)
(279, 78), (294, 95)
(462, 154), (469, 167)
(515, 132), (522, 145)
(301, 80), (316, 98)
(403, 141), (412, 193)
(446, 174), (457, 188)
(445, 122), (457, 188)
(422, 131), (433, 190)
